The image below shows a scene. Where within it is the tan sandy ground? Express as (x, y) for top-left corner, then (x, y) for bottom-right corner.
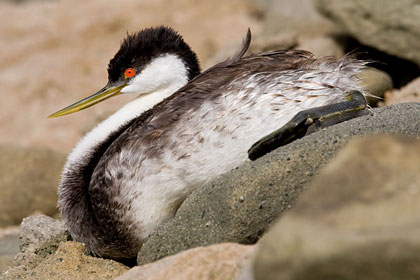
(0, 0), (260, 153)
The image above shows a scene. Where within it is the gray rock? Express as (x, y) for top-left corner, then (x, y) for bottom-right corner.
(1, 215), (69, 276)
(256, 0), (336, 36)
(138, 102), (420, 265)
(2, 214), (128, 279)
(0, 229), (19, 273)
(253, 135), (420, 280)
(2, 215), (72, 278)
(2, 230), (70, 279)
(314, 0), (420, 66)
(0, 145), (65, 227)
(19, 214), (68, 252)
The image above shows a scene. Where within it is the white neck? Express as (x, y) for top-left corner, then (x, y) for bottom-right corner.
(65, 53), (189, 169)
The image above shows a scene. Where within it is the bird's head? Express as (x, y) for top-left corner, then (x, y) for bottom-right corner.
(49, 26), (201, 118)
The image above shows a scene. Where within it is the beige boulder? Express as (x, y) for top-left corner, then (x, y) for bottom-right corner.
(254, 135), (420, 280)
(3, 242), (128, 280)
(119, 243), (255, 280)
(382, 76), (420, 105)
(0, 145), (65, 226)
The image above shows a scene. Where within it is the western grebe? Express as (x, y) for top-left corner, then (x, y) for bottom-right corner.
(50, 26), (367, 261)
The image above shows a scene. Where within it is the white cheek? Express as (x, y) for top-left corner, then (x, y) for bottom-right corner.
(120, 54), (188, 95)
(65, 54), (190, 171)
(120, 83), (144, 94)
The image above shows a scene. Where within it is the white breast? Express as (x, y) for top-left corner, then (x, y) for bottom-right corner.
(111, 58), (367, 241)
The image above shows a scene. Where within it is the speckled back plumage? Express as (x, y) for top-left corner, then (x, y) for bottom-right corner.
(58, 27), (367, 261)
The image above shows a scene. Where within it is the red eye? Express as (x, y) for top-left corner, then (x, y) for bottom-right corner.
(125, 68), (135, 78)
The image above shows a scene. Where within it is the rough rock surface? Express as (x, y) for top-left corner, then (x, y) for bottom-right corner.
(314, 0), (420, 66)
(2, 215), (129, 279)
(254, 135), (420, 280)
(118, 243), (255, 280)
(383, 76), (420, 105)
(138, 102), (420, 265)
(19, 215), (68, 252)
(3, 242), (129, 280)
(2, 215), (70, 279)
(0, 145), (65, 226)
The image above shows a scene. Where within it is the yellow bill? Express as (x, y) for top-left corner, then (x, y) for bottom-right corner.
(48, 83), (127, 118)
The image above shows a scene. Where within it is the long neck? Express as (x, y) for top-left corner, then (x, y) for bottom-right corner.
(66, 54), (192, 167)
(58, 74), (188, 258)
(65, 89), (174, 168)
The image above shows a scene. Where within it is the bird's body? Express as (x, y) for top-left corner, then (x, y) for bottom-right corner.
(55, 26), (366, 260)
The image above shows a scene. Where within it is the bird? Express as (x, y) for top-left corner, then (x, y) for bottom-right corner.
(50, 26), (367, 262)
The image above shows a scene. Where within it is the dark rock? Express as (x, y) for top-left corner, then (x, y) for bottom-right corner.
(254, 135), (420, 280)
(314, 0), (420, 67)
(0, 145), (65, 226)
(138, 103), (420, 265)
